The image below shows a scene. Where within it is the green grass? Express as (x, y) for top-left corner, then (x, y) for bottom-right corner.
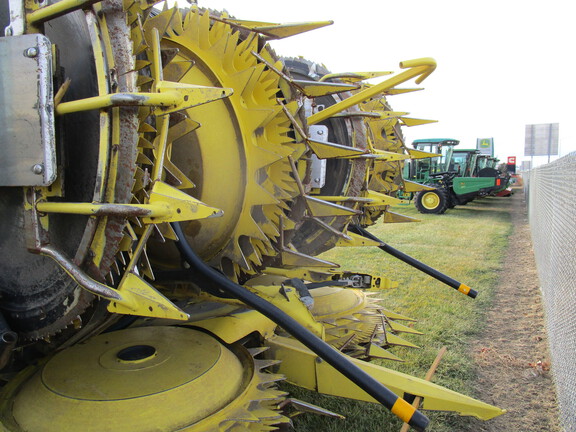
(281, 197), (513, 432)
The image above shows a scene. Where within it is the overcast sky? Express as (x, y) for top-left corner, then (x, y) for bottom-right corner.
(192, 0), (574, 166)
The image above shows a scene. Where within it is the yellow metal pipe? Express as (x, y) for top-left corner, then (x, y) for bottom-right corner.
(27, 0), (100, 25)
(307, 58), (436, 125)
(36, 202), (170, 218)
(55, 92), (182, 115)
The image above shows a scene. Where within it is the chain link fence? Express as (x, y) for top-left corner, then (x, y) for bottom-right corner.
(526, 152), (576, 432)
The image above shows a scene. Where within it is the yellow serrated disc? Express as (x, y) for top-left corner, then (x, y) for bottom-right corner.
(3, 327), (287, 432)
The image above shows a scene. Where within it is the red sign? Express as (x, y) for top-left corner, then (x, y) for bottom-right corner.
(507, 156), (516, 164)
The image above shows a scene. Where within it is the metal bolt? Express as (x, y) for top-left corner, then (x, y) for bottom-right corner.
(314, 178), (321, 183)
(32, 164), (44, 175)
(24, 47), (39, 58)
(4, 27), (13, 36)
(317, 129), (324, 135)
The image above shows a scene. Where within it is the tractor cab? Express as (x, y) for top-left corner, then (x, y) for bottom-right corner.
(451, 149), (482, 177)
(408, 138), (459, 181)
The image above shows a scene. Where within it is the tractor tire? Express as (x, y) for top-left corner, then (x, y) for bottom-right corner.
(414, 188), (449, 214)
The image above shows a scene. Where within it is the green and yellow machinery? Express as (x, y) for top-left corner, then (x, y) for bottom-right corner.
(405, 139), (510, 214)
(0, 1), (504, 430)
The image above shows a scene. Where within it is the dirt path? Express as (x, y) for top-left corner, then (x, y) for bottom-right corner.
(464, 189), (561, 432)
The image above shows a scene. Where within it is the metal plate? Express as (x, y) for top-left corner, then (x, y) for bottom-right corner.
(309, 125), (328, 188)
(0, 33), (56, 186)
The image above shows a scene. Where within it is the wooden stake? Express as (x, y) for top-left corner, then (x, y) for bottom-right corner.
(399, 346), (447, 432)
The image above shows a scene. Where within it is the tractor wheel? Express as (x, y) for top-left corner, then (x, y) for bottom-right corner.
(414, 188), (449, 214)
(281, 58), (367, 257)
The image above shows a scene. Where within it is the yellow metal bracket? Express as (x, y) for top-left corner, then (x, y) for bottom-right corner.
(55, 86), (232, 115)
(244, 278), (325, 338)
(362, 190), (408, 206)
(308, 58), (436, 125)
(35, 181), (223, 223)
(336, 232), (382, 248)
(368, 149), (410, 161)
(142, 181), (223, 223)
(38, 246), (188, 321)
(107, 272), (189, 320)
(188, 310), (277, 344)
(265, 335), (506, 420)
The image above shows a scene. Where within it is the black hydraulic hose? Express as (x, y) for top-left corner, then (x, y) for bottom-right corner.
(349, 225), (478, 299)
(171, 222), (429, 431)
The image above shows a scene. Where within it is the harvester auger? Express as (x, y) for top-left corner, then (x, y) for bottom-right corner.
(0, 1), (504, 431)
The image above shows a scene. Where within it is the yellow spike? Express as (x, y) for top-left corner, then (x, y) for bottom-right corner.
(291, 79), (358, 97)
(137, 136), (154, 149)
(139, 248), (154, 279)
(307, 138), (367, 159)
(387, 320), (423, 335)
(336, 232), (382, 248)
(167, 7), (183, 36)
(380, 333), (419, 349)
(155, 222), (179, 241)
(137, 75), (154, 87)
(198, 9), (212, 51)
(281, 248), (338, 268)
(402, 179), (435, 193)
(108, 272), (188, 320)
(399, 117), (438, 127)
(163, 59), (195, 83)
(180, 7), (201, 45)
(141, 181), (223, 224)
(219, 18), (333, 40)
(134, 59), (151, 71)
(162, 158), (195, 190)
(167, 117), (200, 142)
(384, 87), (424, 95)
(305, 196), (360, 218)
(377, 111), (410, 119)
(319, 71), (394, 83)
(137, 152), (153, 165)
(142, 7), (178, 45)
(368, 344), (405, 362)
(382, 211), (421, 224)
(407, 148), (441, 159)
(380, 309), (417, 322)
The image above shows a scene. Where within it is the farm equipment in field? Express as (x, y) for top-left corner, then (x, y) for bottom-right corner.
(0, 1), (505, 430)
(404, 139), (510, 214)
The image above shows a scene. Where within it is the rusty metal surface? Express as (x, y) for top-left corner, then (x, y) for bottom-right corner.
(0, 34), (56, 186)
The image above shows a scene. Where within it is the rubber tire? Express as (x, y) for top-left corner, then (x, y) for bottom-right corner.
(414, 188), (449, 214)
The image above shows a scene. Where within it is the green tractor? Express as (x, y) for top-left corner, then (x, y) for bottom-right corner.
(403, 139), (509, 214)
